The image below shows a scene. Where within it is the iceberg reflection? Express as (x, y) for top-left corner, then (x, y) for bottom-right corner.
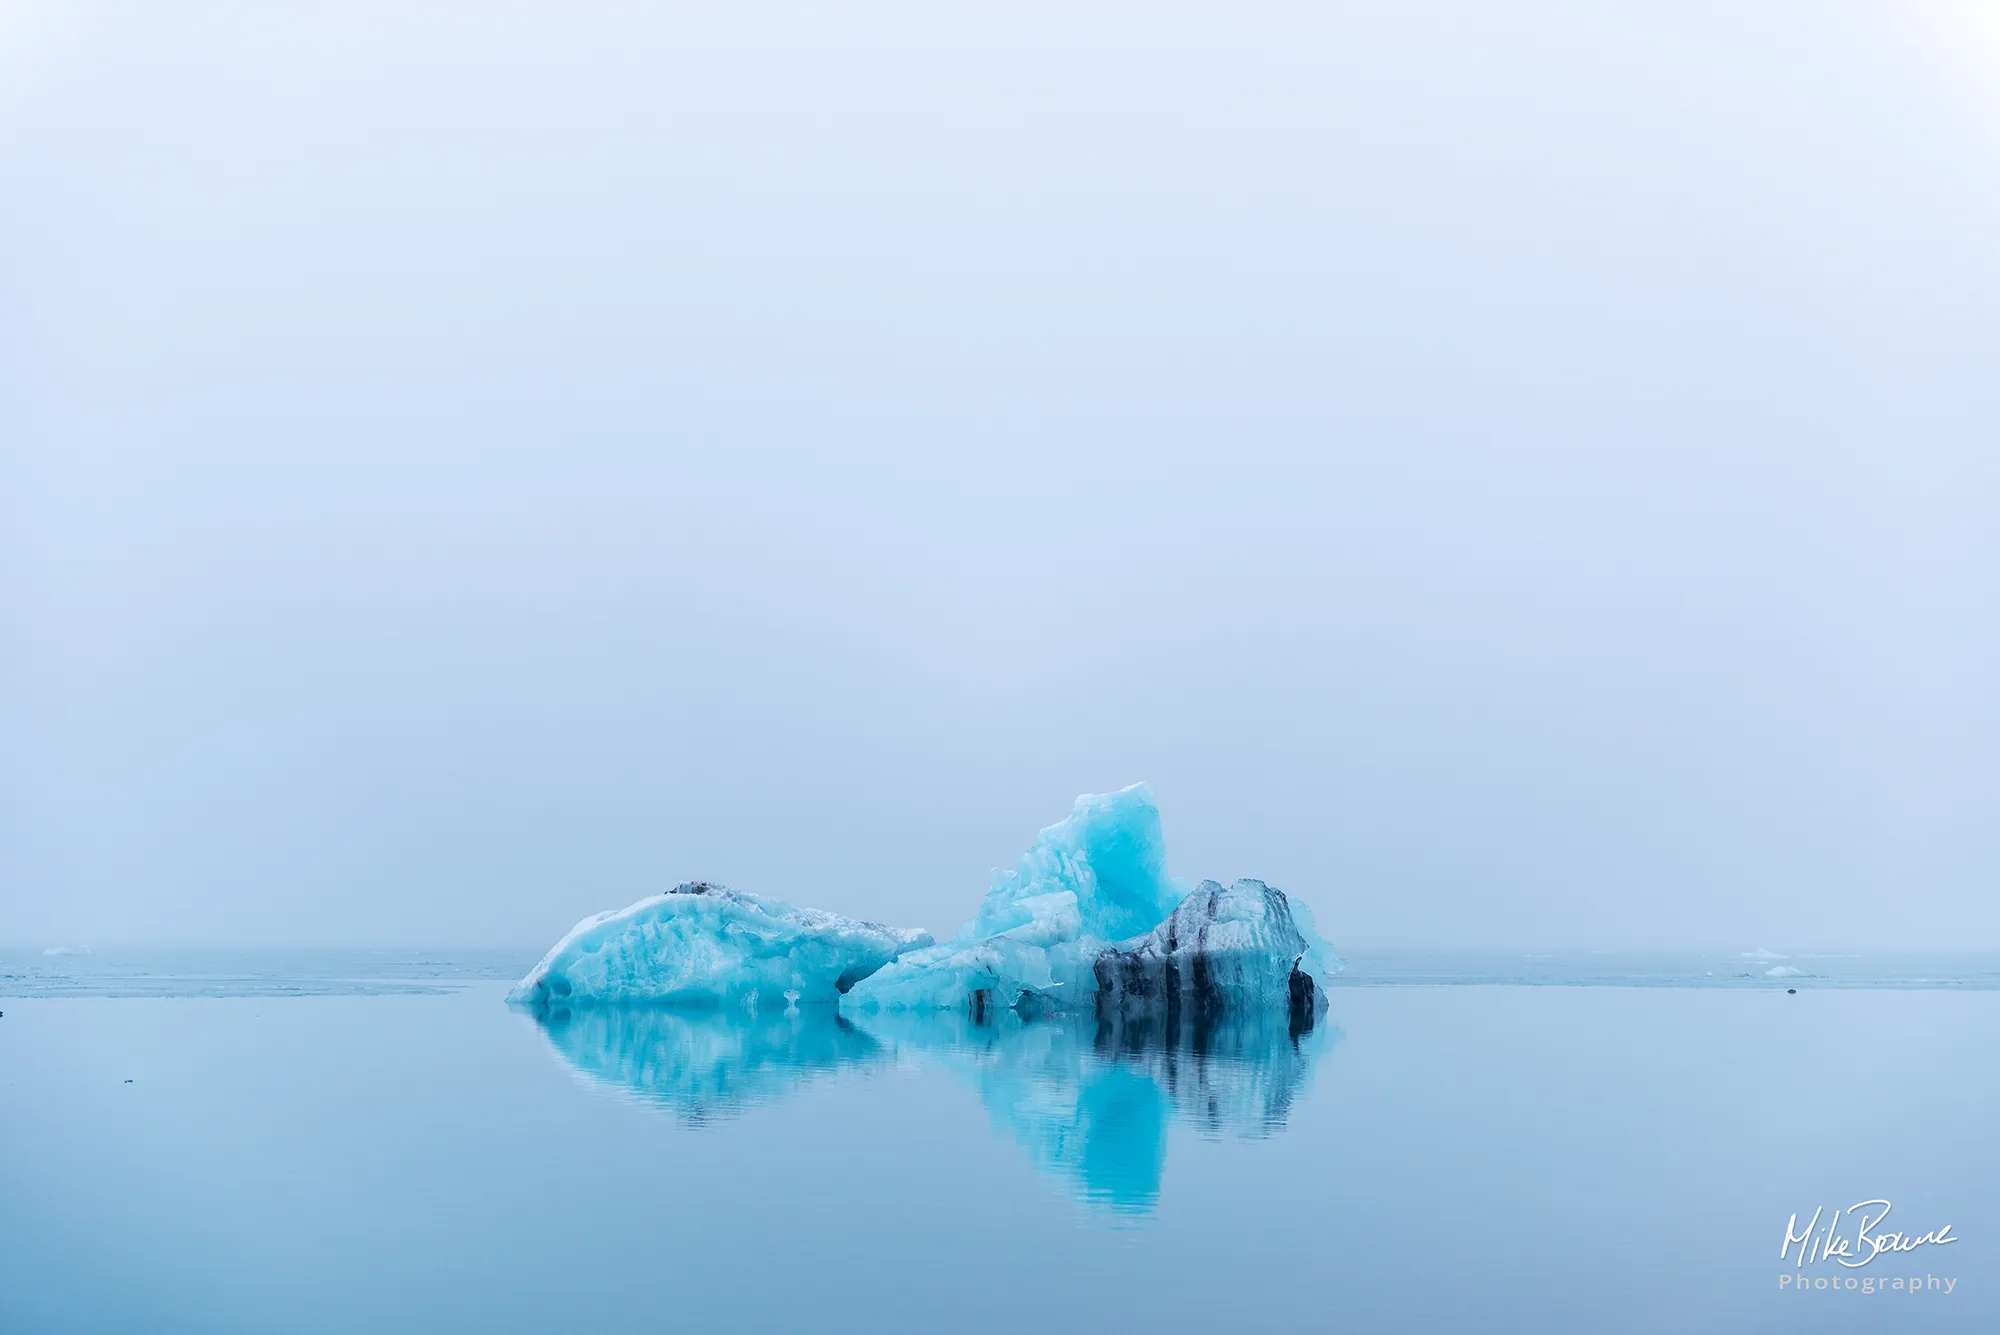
(860, 1009), (1340, 1211)
(525, 1004), (1338, 1211)
(531, 1004), (886, 1125)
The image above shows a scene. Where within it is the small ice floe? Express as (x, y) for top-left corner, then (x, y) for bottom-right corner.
(1740, 948), (1787, 961)
(42, 945), (93, 957)
(1766, 965), (1805, 978)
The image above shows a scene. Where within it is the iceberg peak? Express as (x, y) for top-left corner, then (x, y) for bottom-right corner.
(959, 783), (1184, 945)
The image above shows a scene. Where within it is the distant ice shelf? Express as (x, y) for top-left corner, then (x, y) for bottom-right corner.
(509, 783), (1342, 1023)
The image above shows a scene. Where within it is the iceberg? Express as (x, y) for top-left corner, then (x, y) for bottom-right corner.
(509, 784), (1341, 1024)
(842, 784), (1342, 1020)
(508, 881), (931, 1012)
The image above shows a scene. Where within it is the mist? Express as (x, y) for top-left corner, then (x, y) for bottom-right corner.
(3, 1), (1995, 950)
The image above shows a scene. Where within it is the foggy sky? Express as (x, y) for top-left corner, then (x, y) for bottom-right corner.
(3, 2), (1996, 950)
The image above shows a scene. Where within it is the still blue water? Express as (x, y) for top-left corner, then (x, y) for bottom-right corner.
(2, 950), (1994, 1333)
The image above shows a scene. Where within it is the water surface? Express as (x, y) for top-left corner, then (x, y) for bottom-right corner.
(2, 951), (1993, 1333)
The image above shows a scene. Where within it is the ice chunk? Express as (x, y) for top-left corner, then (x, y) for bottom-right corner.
(1740, 947), (1788, 961)
(843, 786), (1342, 1020)
(1765, 965), (1805, 978)
(1093, 879), (1343, 1026)
(836, 930), (1092, 1014)
(842, 783), (1185, 1014)
(508, 881), (932, 1011)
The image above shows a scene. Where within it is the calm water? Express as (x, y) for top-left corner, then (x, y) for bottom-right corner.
(2, 950), (1994, 1333)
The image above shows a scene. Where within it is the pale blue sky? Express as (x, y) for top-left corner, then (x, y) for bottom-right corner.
(3, 2), (1996, 949)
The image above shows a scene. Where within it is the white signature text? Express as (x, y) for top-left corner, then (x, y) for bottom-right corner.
(1781, 1200), (1957, 1270)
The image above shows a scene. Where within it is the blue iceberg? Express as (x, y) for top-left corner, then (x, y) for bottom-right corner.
(842, 784), (1342, 1022)
(509, 785), (1341, 1023)
(508, 881), (931, 1012)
